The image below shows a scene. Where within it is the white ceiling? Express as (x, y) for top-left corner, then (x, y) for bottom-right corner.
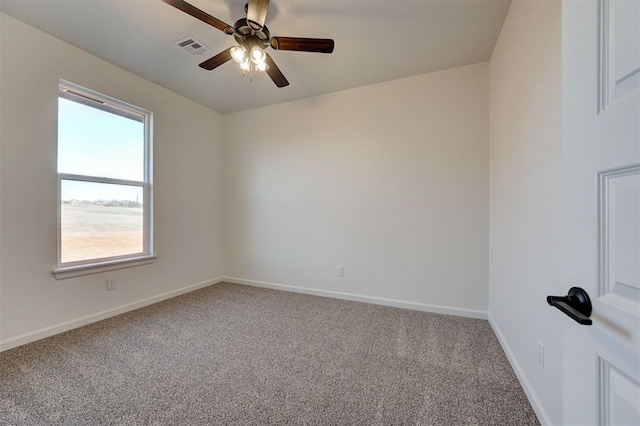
(1, 0), (511, 114)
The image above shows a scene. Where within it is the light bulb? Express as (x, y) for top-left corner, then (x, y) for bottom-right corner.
(239, 58), (251, 71)
(230, 45), (247, 64)
(255, 61), (269, 72)
(250, 46), (266, 64)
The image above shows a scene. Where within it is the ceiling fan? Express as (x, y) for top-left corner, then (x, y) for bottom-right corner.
(161, 0), (335, 88)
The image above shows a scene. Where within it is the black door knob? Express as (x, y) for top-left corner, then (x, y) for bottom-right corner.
(547, 287), (592, 325)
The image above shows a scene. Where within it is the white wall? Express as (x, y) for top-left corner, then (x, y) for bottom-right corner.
(222, 62), (489, 315)
(0, 13), (224, 348)
(488, 0), (563, 424)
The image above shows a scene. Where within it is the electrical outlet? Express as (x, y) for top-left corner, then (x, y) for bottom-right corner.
(337, 266), (344, 277)
(537, 341), (544, 369)
(106, 278), (117, 291)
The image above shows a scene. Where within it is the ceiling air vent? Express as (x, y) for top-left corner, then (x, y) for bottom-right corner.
(175, 37), (209, 56)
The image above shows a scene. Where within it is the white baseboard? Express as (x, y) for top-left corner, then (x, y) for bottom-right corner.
(0, 277), (224, 353)
(222, 276), (487, 319)
(488, 312), (552, 426)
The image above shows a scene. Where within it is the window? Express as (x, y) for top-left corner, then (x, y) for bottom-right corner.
(54, 81), (154, 278)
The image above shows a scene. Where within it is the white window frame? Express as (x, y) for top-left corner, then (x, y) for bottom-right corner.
(53, 81), (155, 279)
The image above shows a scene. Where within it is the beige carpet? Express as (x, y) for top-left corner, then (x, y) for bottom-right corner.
(0, 283), (538, 425)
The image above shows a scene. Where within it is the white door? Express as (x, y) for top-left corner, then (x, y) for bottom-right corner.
(562, 0), (640, 425)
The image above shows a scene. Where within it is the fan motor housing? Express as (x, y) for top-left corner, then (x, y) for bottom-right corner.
(233, 19), (270, 49)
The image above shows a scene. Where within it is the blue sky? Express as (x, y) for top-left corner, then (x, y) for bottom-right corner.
(58, 97), (145, 202)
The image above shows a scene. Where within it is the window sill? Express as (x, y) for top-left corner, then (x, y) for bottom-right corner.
(53, 254), (157, 280)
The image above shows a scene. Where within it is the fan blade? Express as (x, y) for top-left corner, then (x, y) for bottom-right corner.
(199, 48), (232, 70)
(161, 0), (234, 34)
(270, 37), (334, 54)
(265, 54), (289, 88)
(247, 0), (269, 30)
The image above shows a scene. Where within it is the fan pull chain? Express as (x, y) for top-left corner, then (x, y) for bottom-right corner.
(239, 63), (258, 84)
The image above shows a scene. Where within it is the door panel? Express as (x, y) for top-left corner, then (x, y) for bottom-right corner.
(600, 0), (640, 111)
(563, 0), (640, 424)
(599, 358), (640, 425)
(598, 166), (640, 321)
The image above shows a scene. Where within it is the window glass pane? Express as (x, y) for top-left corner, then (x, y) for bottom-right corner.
(61, 180), (144, 263)
(58, 97), (144, 181)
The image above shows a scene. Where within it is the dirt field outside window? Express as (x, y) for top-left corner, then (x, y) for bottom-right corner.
(61, 204), (143, 263)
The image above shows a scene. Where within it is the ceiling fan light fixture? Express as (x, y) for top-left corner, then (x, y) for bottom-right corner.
(239, 57), (251, 71)
(230, 45), (247, 63)
(250, 46), (266, 64)
(255, 61), (269, 72)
